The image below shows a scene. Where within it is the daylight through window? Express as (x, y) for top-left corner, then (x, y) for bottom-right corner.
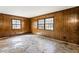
(12, 19), (21, 29)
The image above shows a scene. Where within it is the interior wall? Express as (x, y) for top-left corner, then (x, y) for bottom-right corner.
(0, 13), (31, 38)
(31, 7), (79, 44)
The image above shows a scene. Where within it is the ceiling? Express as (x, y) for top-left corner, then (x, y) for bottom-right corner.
(0, 6), (75, 18)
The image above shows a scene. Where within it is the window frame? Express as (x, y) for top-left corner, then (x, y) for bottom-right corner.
(45, 17), (54, 31)
(37, 17), (54, 31)
(37, 19), (45, 30)
(11, 19), (22, 30)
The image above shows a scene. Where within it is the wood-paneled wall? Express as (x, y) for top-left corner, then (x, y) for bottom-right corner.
(31, 7), (79, 44)
(0, 13), (31, 38)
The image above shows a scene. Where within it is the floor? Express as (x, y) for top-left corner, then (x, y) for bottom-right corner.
(0, 35), (79, 53)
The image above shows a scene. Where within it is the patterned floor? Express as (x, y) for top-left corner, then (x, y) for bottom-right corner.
(0, 35), (79, 53)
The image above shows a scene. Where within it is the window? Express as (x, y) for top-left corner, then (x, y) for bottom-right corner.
(12, 19), (21, 29)
(37, 18), (54, 30)
(38, 19), (45, 29)
(45, 18), (54, 30)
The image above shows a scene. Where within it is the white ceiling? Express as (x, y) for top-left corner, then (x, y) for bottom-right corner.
(0, 6), (75, 18)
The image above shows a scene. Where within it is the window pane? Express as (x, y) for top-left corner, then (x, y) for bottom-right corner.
(45, 18), (54, 23)
(38, 25), (44, 29)
(12, 20), (21, 25)
(45, 18), (54, 30)
(12, 20), (17, 24)
(45, 23), (53, 30)
(16, 25), (21, 29)
(16, 20), (21, 24)
(12, 25), (17, 29)
(38, 19), (44, 29)
(38, 19), (44, 24)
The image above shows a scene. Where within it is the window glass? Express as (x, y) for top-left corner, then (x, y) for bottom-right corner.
(45, 18), (54, 30)
(38, 19), (44, 29)
(12, 19), (21, 29)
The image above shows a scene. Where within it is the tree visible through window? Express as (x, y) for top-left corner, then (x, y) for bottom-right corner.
(12, 19), (21, 29)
